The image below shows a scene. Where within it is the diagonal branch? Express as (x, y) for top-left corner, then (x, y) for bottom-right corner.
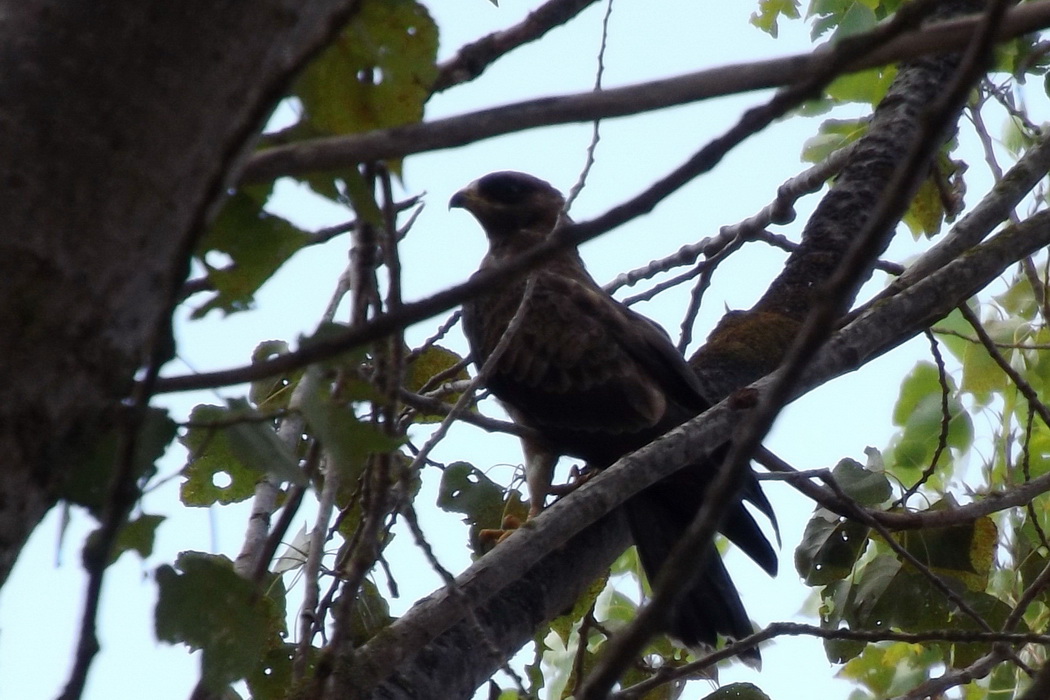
(352, 209), (1050, 699)
(241, 2), (1050, 183)
(580, 2), (1006, 689)
(433, 0), (600, 92)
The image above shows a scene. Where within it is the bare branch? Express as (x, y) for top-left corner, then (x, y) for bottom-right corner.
(433, 0), (600, 92)
(615, 622), (1049, 699)
(241, 3), (1050, 183)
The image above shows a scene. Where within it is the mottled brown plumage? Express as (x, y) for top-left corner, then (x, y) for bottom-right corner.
(452, 171), (776, 662)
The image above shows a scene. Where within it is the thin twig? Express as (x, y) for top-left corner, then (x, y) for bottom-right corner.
(565, 0), (614, 212)
(960, 303), (1050, 430)
(896, 330), (953, 507)
(432, 0), (600, 92)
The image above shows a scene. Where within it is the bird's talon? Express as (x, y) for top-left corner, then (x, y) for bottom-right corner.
(478, 514), (525, 549)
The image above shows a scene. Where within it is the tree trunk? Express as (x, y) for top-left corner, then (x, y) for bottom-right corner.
(0, 0), (357, 585)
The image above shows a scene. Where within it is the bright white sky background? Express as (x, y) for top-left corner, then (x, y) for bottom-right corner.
(0, 2), (1035, 699)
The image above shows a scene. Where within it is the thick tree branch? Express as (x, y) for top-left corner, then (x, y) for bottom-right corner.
(582, 3), (1001, 689)
(353, 210), (1050, 698)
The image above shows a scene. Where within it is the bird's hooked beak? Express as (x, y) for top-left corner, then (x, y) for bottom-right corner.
(448, 182), (479, 211)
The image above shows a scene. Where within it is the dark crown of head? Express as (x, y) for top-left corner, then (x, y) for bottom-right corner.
(476, 171), (554, 205)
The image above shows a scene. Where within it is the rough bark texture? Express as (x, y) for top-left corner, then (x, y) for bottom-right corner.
(0, 0), (358, 585)
(362, 515), (631, 699)
(690, 30), (974, 397)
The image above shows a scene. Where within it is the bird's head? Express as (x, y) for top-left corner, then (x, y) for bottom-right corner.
(449, 171), (566, 242)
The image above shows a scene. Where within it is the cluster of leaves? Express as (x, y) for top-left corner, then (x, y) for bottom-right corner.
(790, 275), (1050, 699)
(741, 3), (1050, 698)
(73, 1), (452, 696)
(192, 0), (438, 319)
(163, 332), (484, 695)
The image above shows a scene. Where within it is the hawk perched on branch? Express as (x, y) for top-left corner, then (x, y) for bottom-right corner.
(451, 171), (777, 661)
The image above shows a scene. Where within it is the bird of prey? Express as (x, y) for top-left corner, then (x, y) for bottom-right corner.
(451, 170), (777, 662)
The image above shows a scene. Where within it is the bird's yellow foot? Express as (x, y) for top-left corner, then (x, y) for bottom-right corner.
(478, 513), (524, 551)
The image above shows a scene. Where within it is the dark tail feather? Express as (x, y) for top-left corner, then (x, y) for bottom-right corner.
(624, 491), (764, 666)
(722, 504), (778, 576)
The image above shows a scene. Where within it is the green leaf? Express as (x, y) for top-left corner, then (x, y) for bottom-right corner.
(192, 186), (310, 318)
(901, 177), (945, 239)
(61, 407), (176, 518)
(300, 370), (403, 478)
(246, 644), (311, 700)
(825, 66), (896, 105)
(801, 117), (868, 163)
(180, 403), (302, 507)
(438, 462), (506, 525)
(347, 579), (395, 646)
(248, 340), (303, 410)
(839, 641), (941, 697)
(111, 514), (165, 563)
(405, 345), (471, 423)
(749, 0), (801, 37)
(887, 362), (973, 476)
(155, 553), (283, 689)
(948, 592), (1017, 668)
(223, 399), (306, 485)
(1002, 114), (1037, 157)
(437, 461), (517, 554)
(294, 0), (437, 136)
(831, 458), (892, 506)
(896, 508), (998, 591)
(550, 573), (608, 645)
(810, 0), (877, 40)
(848, 555), (952, 634)
(795, 508), (870, 585)
(960, 318), (1023, 404)
(931, 306), (975, 362)
(702, 683), (771, 700)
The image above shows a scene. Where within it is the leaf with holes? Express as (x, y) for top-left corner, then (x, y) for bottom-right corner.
(702, 683), (771, 700)
(795, 508), (869, 585)
(192, 186), (310, 318)
(294, 0), (437, 136)
(181, 404), (273, 506)
(155, 553), (285, 689)
(847, 555), (950, 633)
